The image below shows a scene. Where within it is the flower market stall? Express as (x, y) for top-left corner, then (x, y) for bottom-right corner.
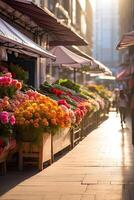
(0, 18), (55, 173)
(0, 38), (111, 173)
(0, 70), (111, 172)
(40, 79), (111, 147)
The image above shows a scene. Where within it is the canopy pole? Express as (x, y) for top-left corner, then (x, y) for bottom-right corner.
(35, 56), (40, 89)
(49, 59), (52, 84)
(83, 72), (86, 85)
(73, 68), (77, 83)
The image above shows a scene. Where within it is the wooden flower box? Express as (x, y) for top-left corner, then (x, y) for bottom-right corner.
(52, 127), (71, 160)
(19, 133), (51, 171)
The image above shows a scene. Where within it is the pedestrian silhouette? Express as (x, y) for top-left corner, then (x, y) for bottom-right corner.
(117, 90), (128, 126)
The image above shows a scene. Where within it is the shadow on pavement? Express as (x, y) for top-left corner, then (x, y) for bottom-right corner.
(0, 166), (38, 195)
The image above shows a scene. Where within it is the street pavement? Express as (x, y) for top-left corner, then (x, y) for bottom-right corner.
(0, 112), (134, 200)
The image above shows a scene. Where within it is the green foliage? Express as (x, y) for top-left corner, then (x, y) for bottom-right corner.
(57, 79), (80, 93)
(40, 81), (52, 92)
(9, 63), (28, 83)
(87, 84), (111, 100)
(0, 86), (17, 99)
(0, 123), (13, 137)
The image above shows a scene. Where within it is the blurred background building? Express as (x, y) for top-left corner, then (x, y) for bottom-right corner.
(119, 0), (134, 33)
(93, 0), (120, 75)
(118, 0), (134, 68)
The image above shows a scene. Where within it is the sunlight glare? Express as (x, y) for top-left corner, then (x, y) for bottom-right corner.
(79, 0), (86, 11)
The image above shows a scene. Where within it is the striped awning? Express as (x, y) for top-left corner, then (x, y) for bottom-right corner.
(116, 66), (134, 80)
(117, 31), (134, 50)
(0, 18), (56, 59)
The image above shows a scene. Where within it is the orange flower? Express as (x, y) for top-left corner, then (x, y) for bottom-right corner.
(42, 118), (49, 126)
(23, 111), (30, 118)
(34, 112), (40, 118)
(50, 110), (56, 116)
(25, 120), (30, 125)
(60, 123), (65, 128)
(15, 81), (22, 90)
(51, 118), (57, 125)
(33, 122), (39, 128)
(30, 119), (34, 124)
(34, 118), (39, 124)
(14, 92), (72, 129)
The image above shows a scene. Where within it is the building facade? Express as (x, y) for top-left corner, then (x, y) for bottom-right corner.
(118, 0), (134, 91)
(0, 0), (92, 86)
(32, 0), (93, 84)
(93, 0), (120, 75)
(118, 0), (134, 67)
(33, 0), (93, 56)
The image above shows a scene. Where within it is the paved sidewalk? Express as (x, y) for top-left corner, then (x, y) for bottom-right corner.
(0, 112), (134, 200)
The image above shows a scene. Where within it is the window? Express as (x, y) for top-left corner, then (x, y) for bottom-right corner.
(72, 0), (76, 24)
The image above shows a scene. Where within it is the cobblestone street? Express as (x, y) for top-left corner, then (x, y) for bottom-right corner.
(0, 112), (134, 200)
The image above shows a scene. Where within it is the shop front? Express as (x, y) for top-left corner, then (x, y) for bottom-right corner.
(0, 18), (55, 88)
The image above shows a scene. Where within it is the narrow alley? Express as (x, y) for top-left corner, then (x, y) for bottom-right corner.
(0, 112), (134, 200)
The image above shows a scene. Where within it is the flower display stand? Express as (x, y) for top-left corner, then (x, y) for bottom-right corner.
(81, 112), (98, 138)
(51, 128), (71, 161)
(19, 133), (51, 171)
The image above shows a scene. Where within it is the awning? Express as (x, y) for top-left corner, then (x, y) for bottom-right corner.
(96, 75), (115, 81)
(0, 18), (56, 59)
(66, 46), (112, 75)
(49, 46), (91, 68)
(67, 46), (93, 60)
(116, 67), (134, 80)
(91, 60), (112, 76)
(3, 0), (88, 46)
(117, 31), (134, 50)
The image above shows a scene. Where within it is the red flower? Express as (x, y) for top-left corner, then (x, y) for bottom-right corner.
(51, 88), (65, 97)
(58, 99), (70, 108)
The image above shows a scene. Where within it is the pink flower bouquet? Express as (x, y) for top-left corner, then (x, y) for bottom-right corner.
(0, 111), (16, 137)
(0, 73), (22, 98)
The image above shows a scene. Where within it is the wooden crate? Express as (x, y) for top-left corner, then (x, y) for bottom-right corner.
(70, 126), (81, 149)
(52, 127), (71, 159)
(19, 133), (51, 171)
